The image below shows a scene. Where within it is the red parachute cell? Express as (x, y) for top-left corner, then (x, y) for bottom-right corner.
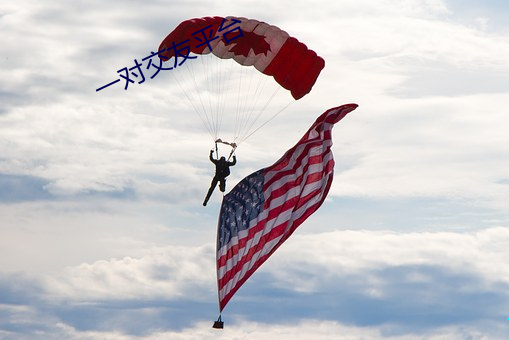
(158, 16), (325, 100)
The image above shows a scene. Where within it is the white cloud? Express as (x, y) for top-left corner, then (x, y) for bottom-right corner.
(4, 317), (504, 340)
(329, 93), (509, 210)
(141, 320), (502, 340)
(36, 227), (509, 315)
(0, 200), (218, 275)
(1, 225), (508, 338)
(44, 244), (216, 302)
(267, 227), (509, 292)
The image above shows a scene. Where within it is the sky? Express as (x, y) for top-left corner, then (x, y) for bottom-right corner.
(1, 0), (508, 339)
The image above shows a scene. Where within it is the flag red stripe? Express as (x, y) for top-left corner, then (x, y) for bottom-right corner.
(218, 219), (289, 288)
(264, 137), (332, 186)
(216, 158), (333, 268)
(265, 153), (331, 200)
(218, 164), (334, 287)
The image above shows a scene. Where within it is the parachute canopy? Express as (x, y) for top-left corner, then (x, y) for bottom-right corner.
(158, 16), (325, 146)
(158, 16), (325, 100)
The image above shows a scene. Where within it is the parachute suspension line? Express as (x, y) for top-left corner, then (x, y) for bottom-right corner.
(240, 99), (295, 144)
(227, 144), (237, 162)
(186, 57), (211, 130)
(234, 64), (245, 143)
(209, 54), (222, 141)
(236, 74), (274, 142)
(240, 66), (256, 136)
(169, 62), (215, 140)
(214, 57), (234, 143)
(231, 65), (275, 146)
(237, 68), (304, 143)
(242, 82), (281, 136)
(200, 54), (217, 140)
(244, 70), (269, 138)
(181, 56), (218, 142)
(212, 55), (221, 140)
(170, 55), (297, 148)
(233, 65), (246, 144)
(236, 66), (261, 143)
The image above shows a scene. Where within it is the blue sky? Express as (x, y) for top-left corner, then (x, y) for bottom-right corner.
(1, 0), (509, 339)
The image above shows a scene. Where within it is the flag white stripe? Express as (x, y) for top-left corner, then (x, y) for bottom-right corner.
(218, 156), (334, 282)
(218, 151), (333, 275)
(264, 151), (333, 195)
(264, 128), (333, 183)
(219, 233), (284, 298)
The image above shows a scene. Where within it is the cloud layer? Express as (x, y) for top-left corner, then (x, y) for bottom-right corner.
(1, 227), (508, 338)
(1, 0), (508, 338)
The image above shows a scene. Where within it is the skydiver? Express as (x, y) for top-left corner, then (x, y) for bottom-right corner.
(203, 149), (236, 206)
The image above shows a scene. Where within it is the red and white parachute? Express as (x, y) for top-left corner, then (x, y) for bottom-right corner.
(158, 16), (325, 147)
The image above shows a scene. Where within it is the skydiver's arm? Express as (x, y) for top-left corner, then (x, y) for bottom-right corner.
(229, 156), (237, 166)
(209, 150), (215, 162)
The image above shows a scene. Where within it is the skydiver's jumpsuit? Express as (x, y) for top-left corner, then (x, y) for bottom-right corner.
(203, 151), (236, 206)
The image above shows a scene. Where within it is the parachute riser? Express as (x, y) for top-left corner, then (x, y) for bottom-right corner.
(215, 138), (237, 161)
(227, 147), (236, 162)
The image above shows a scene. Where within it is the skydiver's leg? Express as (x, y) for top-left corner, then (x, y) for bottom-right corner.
(219, 178), (226, 192)
(203, 178), (218, 206)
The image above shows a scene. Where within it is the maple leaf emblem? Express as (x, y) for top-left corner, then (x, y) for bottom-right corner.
(223, 31), (271, 57)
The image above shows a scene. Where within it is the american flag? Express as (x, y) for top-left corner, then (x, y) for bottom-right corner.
(216, 103), (358, 311)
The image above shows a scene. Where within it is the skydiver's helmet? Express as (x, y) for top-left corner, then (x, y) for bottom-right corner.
(220, 157), (226, 162)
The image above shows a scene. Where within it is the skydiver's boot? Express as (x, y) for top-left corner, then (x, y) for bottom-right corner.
(203, 182), (216, 206)
(203, 190), (212, 206)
